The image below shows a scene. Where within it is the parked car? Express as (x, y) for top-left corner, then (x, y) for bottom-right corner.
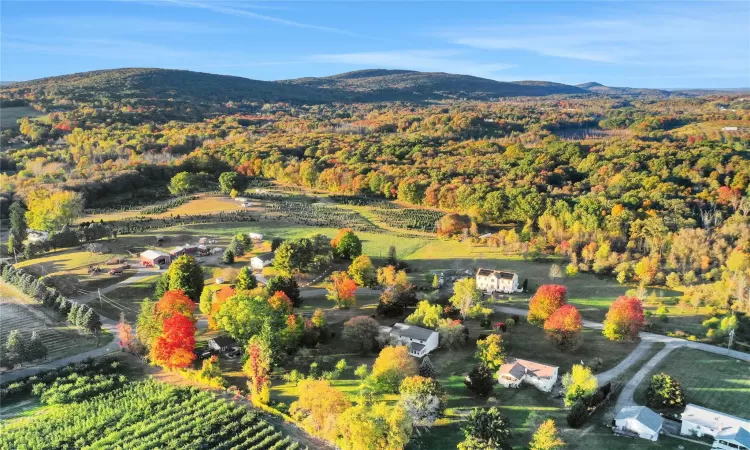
(109, 268), (123, 275)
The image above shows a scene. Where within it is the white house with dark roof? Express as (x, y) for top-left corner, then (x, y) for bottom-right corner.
(496, 358), (558, 392)
(615, 406), (664, 441)
(380, 323), (439, 357)
(250, 252), (275, 270)
(681, 404), (750, 450)
(476, 268), (520, 294)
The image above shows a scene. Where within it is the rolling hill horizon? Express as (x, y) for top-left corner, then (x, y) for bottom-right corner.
(2, 68), (747, 107)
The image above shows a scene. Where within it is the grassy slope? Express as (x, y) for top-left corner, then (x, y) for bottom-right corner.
(633, 347), (750, 417)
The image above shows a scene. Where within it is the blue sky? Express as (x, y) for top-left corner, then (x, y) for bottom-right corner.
(2, 1), (749, 88)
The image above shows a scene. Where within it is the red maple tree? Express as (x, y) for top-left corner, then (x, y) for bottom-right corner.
(150, 312), (196, 370)
(528, 284), (568, 325)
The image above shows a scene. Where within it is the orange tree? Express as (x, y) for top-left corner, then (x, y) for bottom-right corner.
(603, 296), (645, 341)
(326, 271), (357, 308)
(543, 304), (583, 351)
(528, 284), (567, 325)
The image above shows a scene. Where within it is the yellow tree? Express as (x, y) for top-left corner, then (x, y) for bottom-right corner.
(372, 346), (418, 392)
(529, 419), (565, 450)
(562, 364), (597, 406)
(475, 334), (506, 370)
(25, 188), (84, 231)
(289, 379), (351, 442)
(337, 402), (412, 450)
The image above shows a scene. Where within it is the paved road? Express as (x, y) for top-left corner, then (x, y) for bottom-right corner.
(300, 287), (383, 298)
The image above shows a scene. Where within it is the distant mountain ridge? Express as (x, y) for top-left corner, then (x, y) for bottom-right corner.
(3, 68), (742, 106)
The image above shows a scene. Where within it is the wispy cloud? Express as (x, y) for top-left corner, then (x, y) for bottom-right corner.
(160, 0), (360, 37)
(20, 16), (240, 34)
(308, 50), (515, 79)
(436, 9), (749, 71)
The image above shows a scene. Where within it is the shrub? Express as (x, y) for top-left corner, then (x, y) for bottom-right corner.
(566, 400), (588, 428)
(646, 373), (685, 409)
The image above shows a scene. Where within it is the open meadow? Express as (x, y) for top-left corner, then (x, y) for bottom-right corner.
(0, 106), (43, 128)
(633, 347), (750, 417)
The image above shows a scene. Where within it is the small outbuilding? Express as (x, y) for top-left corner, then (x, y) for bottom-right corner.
(380, 323), (439, 357)
(250, 252), (275, 270)
(170, 245), (198, 258)
(140, 250), (171, 266)
(249, 232), (263, 241)
(497, 358), (558, 392)
(614, 406), (664, 441)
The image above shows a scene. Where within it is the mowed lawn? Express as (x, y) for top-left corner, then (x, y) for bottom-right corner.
(633, 348), (750, 417)
(180, 220), (431, 261)
(92, 275), (162, 322)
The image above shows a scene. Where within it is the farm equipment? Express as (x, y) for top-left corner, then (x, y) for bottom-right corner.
(88, 266), (102, 274)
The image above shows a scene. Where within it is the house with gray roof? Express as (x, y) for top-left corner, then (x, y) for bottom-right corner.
(614, 406), (664, 441)
(380, 323), (439, 357)
(680, 404), (750, 450)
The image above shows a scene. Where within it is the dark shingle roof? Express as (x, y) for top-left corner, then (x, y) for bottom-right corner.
(392, 323), (436, 341)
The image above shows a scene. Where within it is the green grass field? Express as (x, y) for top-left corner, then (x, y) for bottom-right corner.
(0, 106), (43, 128)
(92, 275), (161, 321)
(633, 348), (750, 417)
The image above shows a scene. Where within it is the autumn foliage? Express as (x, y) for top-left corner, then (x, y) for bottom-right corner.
(528, 285), (568, 325)
(268, 291), (294, 314)
(156, 289), (196, 320)
(544, 305), (583, 350)
(149, 312), (196, 370)
(209, 286), (236, 329)
(326, 271), (358, 308)
(603, 296), (645, 341)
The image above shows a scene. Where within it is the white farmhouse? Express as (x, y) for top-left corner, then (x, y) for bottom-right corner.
(250, 252), (274, 270)
(614, 406), (664, 441)
(496, 358), (558, 392)
(476, 268), (520, 294)
(681, 404), (750, 450)
(380, 323), (439, 357)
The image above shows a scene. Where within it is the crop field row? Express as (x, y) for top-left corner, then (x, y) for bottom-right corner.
(0, 380), (302, 450)
(0, 286), (102, 361)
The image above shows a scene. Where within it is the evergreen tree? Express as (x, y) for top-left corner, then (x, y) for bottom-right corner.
(76, 305), (90, 327)
(26, 331), (48, 362)
(265, 275), (302, 307)
(419, 355), (438, 379)
(68, 303), (81, 326)
(5, 330), (26, 366)
(83, 308), (102, 335)
(222, 248), (235, 264)
(386, 245), (398, 266)
(236, 266), (258, 290)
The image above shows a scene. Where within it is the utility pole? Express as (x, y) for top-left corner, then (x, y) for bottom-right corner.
(728, 328), (735, 352)
(98, 288), (102, 307)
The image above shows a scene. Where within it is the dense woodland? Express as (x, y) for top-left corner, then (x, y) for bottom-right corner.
(2, 69), (750, 317)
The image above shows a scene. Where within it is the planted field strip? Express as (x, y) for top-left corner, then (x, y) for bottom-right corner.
(368, 207), (443, 232)
(0, 288), (97, 360)
(0, 380), (304, 450)
(266, 201), (379, 232)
